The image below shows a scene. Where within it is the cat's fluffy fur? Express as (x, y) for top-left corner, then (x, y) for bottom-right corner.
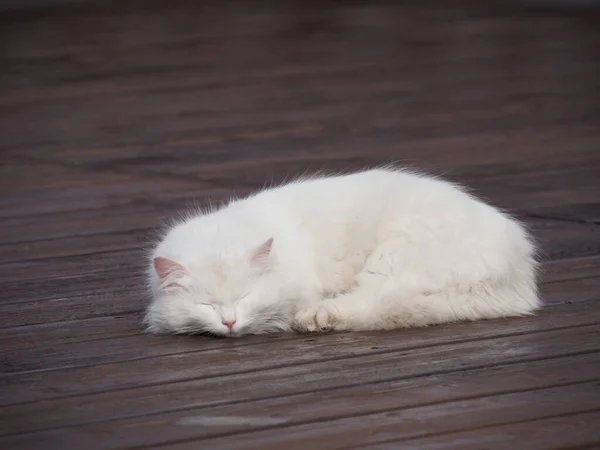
(145, 168), (539, 337)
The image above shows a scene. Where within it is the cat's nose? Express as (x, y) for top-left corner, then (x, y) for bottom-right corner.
(222, 319), (236, 331)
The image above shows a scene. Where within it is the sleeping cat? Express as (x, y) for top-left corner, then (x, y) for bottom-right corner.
(145, 167), (539, 337)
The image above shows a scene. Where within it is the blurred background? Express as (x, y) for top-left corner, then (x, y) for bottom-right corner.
(1, 0), (599, 215)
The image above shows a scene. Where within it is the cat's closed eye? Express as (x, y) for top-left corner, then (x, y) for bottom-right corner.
(199, 303), (215, 309)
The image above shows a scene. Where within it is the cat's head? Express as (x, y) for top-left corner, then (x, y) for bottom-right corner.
(144, 238), (292, 337)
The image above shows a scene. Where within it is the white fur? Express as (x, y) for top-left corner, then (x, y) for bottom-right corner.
(144, 167), (540, 337)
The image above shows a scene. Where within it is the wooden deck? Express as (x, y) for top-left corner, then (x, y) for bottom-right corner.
(1, 1), (600, 449)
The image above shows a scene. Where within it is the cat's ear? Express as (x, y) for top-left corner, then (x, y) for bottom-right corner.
(153, 257), (189, 289)
(250, 238), (273, 269)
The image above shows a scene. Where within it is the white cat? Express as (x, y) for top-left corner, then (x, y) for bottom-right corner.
(145, 167), (539, 337)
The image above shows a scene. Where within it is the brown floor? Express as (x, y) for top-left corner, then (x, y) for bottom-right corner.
(1, 1), (600, 449)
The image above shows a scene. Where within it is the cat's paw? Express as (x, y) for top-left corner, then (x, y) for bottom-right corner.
(293, 305), (338, 333)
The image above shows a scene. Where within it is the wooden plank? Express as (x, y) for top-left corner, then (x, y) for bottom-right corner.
(543, 278), (600, 305)
(469, 172), (600, 215)
(0, 162), (222, 220)
(0, 229), (153, 265)
(6, 18), (587, 109)
(0, 313), (141, 351)
(7, 125), (597, 201)
(0, 285), (143, 328)
(2, 3), (596, 116)
(2, 355), (599, 449)
(359, 410), (600, 450)
(114, 383), (600, 450)
(527, 217), (600, 261)
(471, 183), (600, 218)
(1, 322), (598, 430)
(0, 268), (141, 304)
(2, 0), (598, 163)
(533, 203), (600, 225)
(0, 203), (172, 245)
(0, 249), (138, 284)
(541, 254), (600, 284)
(64, 129), (598, 194)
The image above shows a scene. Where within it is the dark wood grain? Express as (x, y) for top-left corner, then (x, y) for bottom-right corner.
(358, 410), (600, 450)
(0, 0), (599, 448)
(2, 324), (598, 430)
(134, 383), (600, 450)
(3, 355), (600, 450)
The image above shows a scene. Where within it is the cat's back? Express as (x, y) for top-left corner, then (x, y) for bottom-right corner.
(270, 167), (457, 198)
(255, 168), (417, 206)
(270, 168), (526, 246)
(255, 168), (465, 217)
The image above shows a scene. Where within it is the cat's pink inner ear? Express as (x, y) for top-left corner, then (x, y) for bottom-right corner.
(153, 257), (187, 283)
(250, 238), (273, 267)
